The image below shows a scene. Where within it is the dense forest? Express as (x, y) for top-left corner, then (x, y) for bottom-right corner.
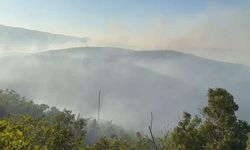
(0, 88), (250, 150)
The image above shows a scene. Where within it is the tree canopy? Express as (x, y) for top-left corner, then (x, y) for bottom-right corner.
(0, 88), (249, 149)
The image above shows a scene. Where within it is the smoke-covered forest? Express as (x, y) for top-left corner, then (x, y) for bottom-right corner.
(0, 88), (250, 149)
(1, 0), (250, 149)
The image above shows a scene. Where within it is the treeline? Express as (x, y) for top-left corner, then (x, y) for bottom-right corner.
(0, 88), (250, 149)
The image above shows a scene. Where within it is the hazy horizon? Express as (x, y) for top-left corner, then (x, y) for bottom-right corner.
(0, 0), (250, 133)
(1, 0), (250, 65)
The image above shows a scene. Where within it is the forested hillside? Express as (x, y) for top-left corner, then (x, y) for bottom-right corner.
(1, 88), (250, 149)
(1, 47), (250, 131)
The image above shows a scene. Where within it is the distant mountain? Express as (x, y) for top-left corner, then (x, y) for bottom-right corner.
(0, 47), (249, 132)
(0, 25), (89, 51)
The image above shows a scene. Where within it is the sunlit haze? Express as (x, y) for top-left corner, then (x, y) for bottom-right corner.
(1, 0), (250, 64)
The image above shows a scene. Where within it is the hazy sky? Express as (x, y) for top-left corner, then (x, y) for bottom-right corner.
(0, 0), (250, 64)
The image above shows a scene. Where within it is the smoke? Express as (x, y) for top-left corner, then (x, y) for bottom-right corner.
(90, 7), (250, 65)
(1, 5), (249, 64)
(0, 47), (249, 133)
(0, 3), (249, 133)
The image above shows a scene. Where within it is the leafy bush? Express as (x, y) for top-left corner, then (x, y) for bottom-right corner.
(0, 88), (250, 149)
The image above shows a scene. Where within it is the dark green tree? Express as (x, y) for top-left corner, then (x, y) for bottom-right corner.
(164, 88), (249, 150)
(201, 88), (249, 149)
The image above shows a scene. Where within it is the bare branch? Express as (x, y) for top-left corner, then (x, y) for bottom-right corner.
(149, 125), (158, 150)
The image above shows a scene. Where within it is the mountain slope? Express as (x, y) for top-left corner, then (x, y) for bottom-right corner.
(0, 47), (249, 132)
(0, 25), (89, 51)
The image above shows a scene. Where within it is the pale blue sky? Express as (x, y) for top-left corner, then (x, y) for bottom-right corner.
(0, 0), (249, 51)
(0, 0), (246, 34)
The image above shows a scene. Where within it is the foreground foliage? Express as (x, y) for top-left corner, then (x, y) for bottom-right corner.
(0, 88), (250, 149)
(164, 88), (249, 150)
(0, 113), (86, 150)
